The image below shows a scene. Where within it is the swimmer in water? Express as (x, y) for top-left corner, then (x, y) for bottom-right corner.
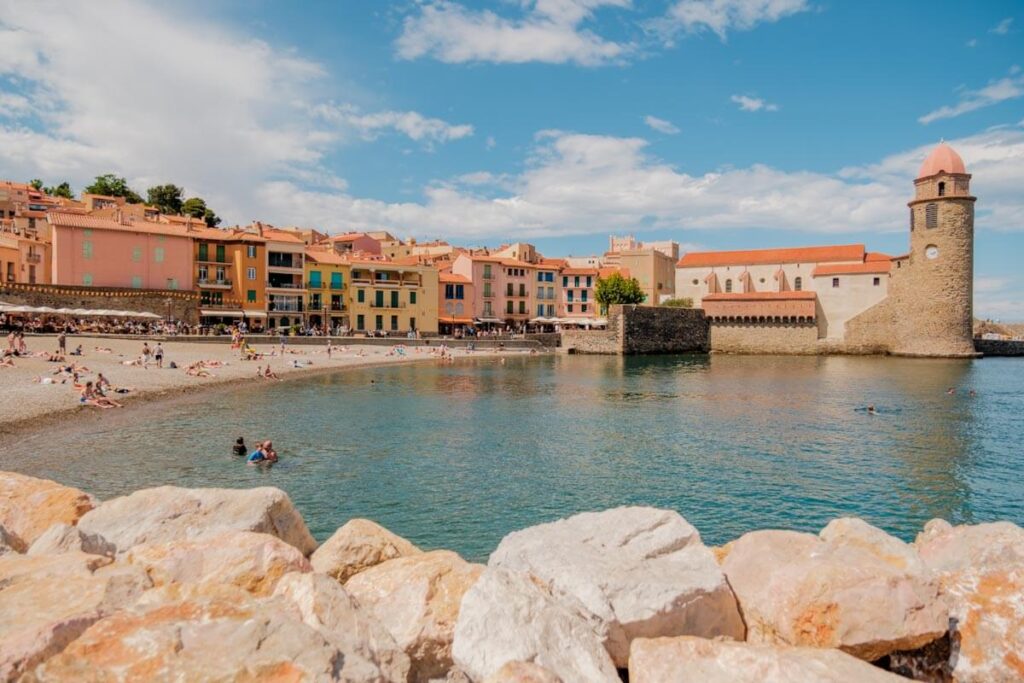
(947, 387), (955, 395)
(867, 405), (877, 415)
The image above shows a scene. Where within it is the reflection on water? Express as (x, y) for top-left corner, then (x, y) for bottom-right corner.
(2, 354), (1021, 562)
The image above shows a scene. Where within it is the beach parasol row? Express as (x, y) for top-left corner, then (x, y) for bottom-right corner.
(0, 301), (162, 318)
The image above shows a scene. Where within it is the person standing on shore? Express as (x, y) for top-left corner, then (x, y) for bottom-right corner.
(141, 342), (152, 368)
(326, 338), (332, 359)
(154, 343), (164, 369)
(57, 331), (66, 354)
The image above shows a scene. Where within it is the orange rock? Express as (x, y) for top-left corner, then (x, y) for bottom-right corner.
(0, 471), (95, 550)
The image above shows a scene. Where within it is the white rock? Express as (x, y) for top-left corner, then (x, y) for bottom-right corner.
(0, 525), (17, 556)
(452, 568), (618, 683)
(27, 523), (115, 557)
(274, 572), (411, 682)
(489, 507), (744, 666)
(483, 661), (563, 682)
(0, 471), (95, 551)
(76, 485), (317, 555)
(311, 518), (421, 584)
(721, 521), (948, 661)
(628, 636), (907, 682)
(346, 549), (484, 682)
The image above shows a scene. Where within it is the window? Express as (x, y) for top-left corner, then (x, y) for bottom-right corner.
(131, 276), (142, 288)
(198, 265), (208, 281)
(519, 284), (526, 297)
(82, 241), (93, 259)
(83, 229), (92, 237)
(215, 245), (225, 262)
(538, 304), (544, 316)
(574, 276), (580, 288)
(484, 283), (492, 297)
(247, 267), (256, 281)
(375, 315), (383, 330)
(445, 284), (454, 299)
(309, 271), (322, 287)
(925, 203), (938, 229)
(794, 276), (802, 291)
(247, 245), (257, 258)
(198, 243), (208, 261)
(390, 291), (399, 308)
(546, 272), (554, 283)
(506, 301), (513, 314)
(410, 291), (417, 304)
(692, 279), (698, 286)
(547, 305), (554, 316)
(873, 277), (881, 287)
(547, 286), (553, 299)
(356, 314), (365, 330)
(455, 284), (464, 299)
(154, 247), (165, 263)
(82, 273), (93, 286)
(567, 290), (574, 302)
(562, 276), (568, 287)
(581, 290), (588, 302)
(375, 291), (384, 307)
(357, 289), (365, 303)
(330, 272), (342, 289)
(910, 207), (915, 231)
(390, 315), (398, 331)
(247, 289), (257, 303)
(725, 279), (733, 293)
(167, 278), (178, 290)
(567, 304), (574, 313)
(832, 277), (840, 288)
(311, 293), (321, 309)
(483, 264), (492, 279)
(582, 304), (588, 313)
(215, 267), (226, 282)
(538, 272), (544, 282)
(586, 276), (592, 287)
(507, 283), (514, 296)
(938, 181), (945, 197)
(410, 317), (416, 330)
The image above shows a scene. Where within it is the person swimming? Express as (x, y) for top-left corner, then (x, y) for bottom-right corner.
(247, 441), (267, 464)
(233, 437), (248, 456)
(867, 405), (877, 415)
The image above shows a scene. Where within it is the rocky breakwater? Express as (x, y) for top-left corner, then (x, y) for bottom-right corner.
(0, 471), (1021, 682)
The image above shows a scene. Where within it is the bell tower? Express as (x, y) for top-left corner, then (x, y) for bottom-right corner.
(894, 142), (977, 357)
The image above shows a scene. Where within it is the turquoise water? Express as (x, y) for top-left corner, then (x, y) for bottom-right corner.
(2, 355), (1022, 562)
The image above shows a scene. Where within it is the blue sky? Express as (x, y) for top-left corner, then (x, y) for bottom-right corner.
(1, 1), (1022, 318)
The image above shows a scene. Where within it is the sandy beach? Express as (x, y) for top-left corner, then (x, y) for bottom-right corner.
(0, 335), (521, 435)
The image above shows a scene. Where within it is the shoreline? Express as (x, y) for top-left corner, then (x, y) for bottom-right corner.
(0, 335), (529, 443)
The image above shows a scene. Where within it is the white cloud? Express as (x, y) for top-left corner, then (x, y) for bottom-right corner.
(486, 136), (497, 150)
(644, 115), (680, 134)
(990, 17), (1013, 35)
(395, 0), (632, 66)
(966, 38), (977, 48)
(312, 104), (473, 144)
(975, 276), (1011, 294)
(252, 127), (1024, 243)
(919, 70), (1024, 124)
(731, 94), (778, 112)
(651, 0), (811, 42)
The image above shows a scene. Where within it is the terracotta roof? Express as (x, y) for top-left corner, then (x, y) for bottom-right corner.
(325, 232), (368, 243)
(598, 267), (628, 279)
(305, 249), (350, 265)
(262, 228), (305, 244)
(561, 267), (599, 276)
(812, 262), (892, 277)
(439, 272), (471, 284)
(865, 252), (892, 262)
(190, 226), (266, 243)
(677, 244), (865, 268)
(537, 258), (567, 268)
(704, 291), (817, 301)
(47, 212), (190, 238)
(918, 143), (966, 179)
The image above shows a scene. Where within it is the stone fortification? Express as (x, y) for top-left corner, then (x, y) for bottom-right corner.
(562, 304), (708, 355)
(1, 470), (1021, 681)
(974, 339), (1024, 356)
(708, 320), (819, 355)
(0, 282), (198, 324)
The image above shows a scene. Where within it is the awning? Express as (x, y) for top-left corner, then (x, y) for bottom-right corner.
(439, 316), (474, 324)
(242, 311), (267, 318)
(200, 309), (245, 317)
(474, 317), (504, 324)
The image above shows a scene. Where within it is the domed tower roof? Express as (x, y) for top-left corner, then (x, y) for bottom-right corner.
(917, 142), (966, 179)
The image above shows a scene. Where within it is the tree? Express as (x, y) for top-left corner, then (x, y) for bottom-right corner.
(146, 184), (185, 215)
(84, 174), (143, 203)
(595, 272), (646, 313)
(662, 297), (694, 308)
(44, 182), (75, 200)
(182, 197), (221, 227)
(29, 179), (43, 190)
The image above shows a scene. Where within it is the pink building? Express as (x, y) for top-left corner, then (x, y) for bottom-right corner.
(49, 212), (194, 290)
(451, 253), (539, 327)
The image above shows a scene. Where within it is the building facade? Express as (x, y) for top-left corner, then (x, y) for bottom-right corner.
(348, 258), (439, 334)
(192, 226), (267, 329)
(304, 248), (350, 332)
(263, 228), (307, 330)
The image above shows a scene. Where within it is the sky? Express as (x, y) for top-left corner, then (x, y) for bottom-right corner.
(0, 0), (1022, 319)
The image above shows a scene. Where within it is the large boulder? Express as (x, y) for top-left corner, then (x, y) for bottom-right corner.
(274, 572), (411, 682)
(484, 661), (563, 683)
(124, 531), (311, 596)
(628, 636), (907, 682)
(312, 518), (421, 584)
(915, 519), (1024, 682)
(452, 568), (618, 682)
(76, 485), (317, 556)
(489, 507), (744, 666)
(26, 583), (352, 681)
(0, 472), (95, 551)
(0, 552), (150, 680)
(346, 549), (484, 682)
(27, 523), (115, 557)
(721, 519), (948, 661)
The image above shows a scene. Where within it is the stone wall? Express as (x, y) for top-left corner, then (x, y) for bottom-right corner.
(709, 321), (820, 355)
(0, 282), (199, 324)
(562, 305), (708, 355)
(975, 339), (1024, 357)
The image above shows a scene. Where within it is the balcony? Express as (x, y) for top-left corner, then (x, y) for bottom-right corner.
(197, 278), (232, 289)
(267, 256), (303, 271)
(25, 253), (41, 264)
(268, 301), (304, 312)
(306, 281), (324, 289)
(370, 302), (407, 309)
(328, 282), (345, 290)
(266, 281), (305, 292)
(197, 256), (229, 265)
(330, 302), (346, 311)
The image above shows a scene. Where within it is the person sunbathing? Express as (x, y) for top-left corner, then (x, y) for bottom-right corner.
(80, 381), (122, 409)
(186, 361), (214, 377)
(262, 365), (281, 380)
(0, 356), (14, 368)
(94, 346), (113, 353)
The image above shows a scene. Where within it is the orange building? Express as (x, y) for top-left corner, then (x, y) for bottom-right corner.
(191, 225), (268, 329)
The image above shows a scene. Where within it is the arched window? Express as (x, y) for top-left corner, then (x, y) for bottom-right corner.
(794, 276), (802, 291)
(909, 207), (915, 231)
(725, 279), (733, 293)
(937, 181), (946, 197)
(926, 203), (938, 229)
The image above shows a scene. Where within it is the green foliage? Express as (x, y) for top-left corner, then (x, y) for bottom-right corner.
(29, 179), (43, 190)
(84, 174), (143, 203)
(182, 197), (221, 227)
(45, 182), (74, 200)
(595, 272), (646, 313)
(146, 184), (185, 215)
(662, 297), (694, 308)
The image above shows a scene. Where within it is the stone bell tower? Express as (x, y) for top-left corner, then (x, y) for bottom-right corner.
(892, 142), (977, 357)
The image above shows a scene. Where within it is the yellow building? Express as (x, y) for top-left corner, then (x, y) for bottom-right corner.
(347, 257), (439, 335)
(304, 248), (350, 332)
(191, 225), (267, 330)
